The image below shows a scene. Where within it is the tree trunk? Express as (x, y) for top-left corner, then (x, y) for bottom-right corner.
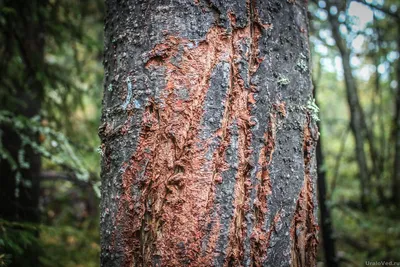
(0, 0), (45, 266)
(325, 0), (370, 210)
(316, 123), (338, 267)
(100, 1), (318, 266)
(313, 77), (338, 266)
(393, 24), (400, 208)
(0, 0), (44, 226)
(372, 20), (386, 204)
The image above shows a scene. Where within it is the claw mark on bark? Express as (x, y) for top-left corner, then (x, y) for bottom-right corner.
(290, 115), (319, 267)
(114, 22), (245, 266)
(247, 113), (276, 266)
(109, 1), (315, 266)
(113, 10), (264, 264)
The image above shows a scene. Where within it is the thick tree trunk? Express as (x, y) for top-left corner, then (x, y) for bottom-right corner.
(0, 0), (44, 227)
(100, 1), (318, 266)
(0, 0), (45, 266)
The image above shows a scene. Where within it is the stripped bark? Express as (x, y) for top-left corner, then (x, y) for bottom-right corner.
(100, 0), (318, 266)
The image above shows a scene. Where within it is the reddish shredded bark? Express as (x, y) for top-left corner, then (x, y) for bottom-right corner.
(219, 13), (266, 266)
(112, 15), (263, 265)
(118, 25), (234, 266)
(290, 117), (319, 267)
(113, 7), (267, 263)
(249, 101), (286, 265)
(273, 101), (287, 118)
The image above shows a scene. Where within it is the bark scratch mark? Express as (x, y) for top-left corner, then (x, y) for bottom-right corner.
(290, 116), (319, 267)
(249, 113), (275, 266)
(115, 23), (247, 266)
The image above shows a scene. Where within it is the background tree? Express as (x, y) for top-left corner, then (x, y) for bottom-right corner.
(312, 55), (338, 265)
(0, 0), (45, 225)
(100, 0), (318, 266)
(0, 0), (104, 266)
(311, 0), (400, 264)
(0, 1), (46, 265)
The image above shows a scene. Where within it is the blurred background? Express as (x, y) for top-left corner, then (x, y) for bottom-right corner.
(0, 0), (398, 266)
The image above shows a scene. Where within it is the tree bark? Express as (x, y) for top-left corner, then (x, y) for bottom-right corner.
(100, 1), (318, 266)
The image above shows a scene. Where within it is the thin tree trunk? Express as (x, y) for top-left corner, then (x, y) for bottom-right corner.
(393, 24), (400, 208)
(100, 1), (318, 266)
(313, 77), (338, 266)
(326, 0), (370, 210)
(316, 133), (338, 267)
(373, 37), (386, 203)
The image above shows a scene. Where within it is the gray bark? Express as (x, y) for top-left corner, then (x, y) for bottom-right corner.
(100, 1), (318, 266)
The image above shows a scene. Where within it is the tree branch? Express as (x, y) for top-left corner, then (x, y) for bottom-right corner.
(40, 171), (91, 188)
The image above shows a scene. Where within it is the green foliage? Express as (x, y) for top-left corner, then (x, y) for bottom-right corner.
(0, 0), (103, 266)
(0, 220), (40, 266)
(0, 218), (100, 267)
(0, 111), (91, 186)
(311, 0), (400, 264)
